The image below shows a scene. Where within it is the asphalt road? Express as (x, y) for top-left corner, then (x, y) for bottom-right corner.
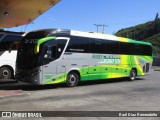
(0, 69), (160, 120)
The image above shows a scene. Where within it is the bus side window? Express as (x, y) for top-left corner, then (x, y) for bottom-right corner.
(42, 40), (67, 62)
(43, 45), (48, 59)
(132, 44), (142, 55)
(119, 42), (131, 55)
(108, 41), (119, 54)
(51, 45), (57, 59)
(105, 40), (113, 54)
(0, 34), (4, 38)
(90, 39), (105, 54)
(41, 41), (57, 60)
(141, 45), (152, 56)
(66, 36), (89, 53)
(57, 40), (67, 58)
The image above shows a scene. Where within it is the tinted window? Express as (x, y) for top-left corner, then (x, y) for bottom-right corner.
(109, 41), (119, 54)
(41, 39), (67, 61)
(131, 44), (152, 56)
(105, 40), (114, 54)
(24, 31), (49, 40)
(119, 42), (131, 55)
(0, 34), (4, 38)
(131, 44), (142, 55)
(141, 44), (152, 56)
(1, 35), (22, 42)
(90, 39), (105, 53)
(0, 42), (18, 50)
(0, 35), (22, 51)
(66, 36), (89, 53)
(57, 40), (67, 58)
(64, 36), (152, 56)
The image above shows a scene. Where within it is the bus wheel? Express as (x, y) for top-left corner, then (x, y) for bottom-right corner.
(0, 67), (12, 79)
(129, 69), (136, 81)
(66, 72), (79, 87)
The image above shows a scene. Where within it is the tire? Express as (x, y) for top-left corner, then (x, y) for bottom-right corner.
(0, 67), (12, 79)
(129, 69), (136, 81)
(66, 72), (79, 87)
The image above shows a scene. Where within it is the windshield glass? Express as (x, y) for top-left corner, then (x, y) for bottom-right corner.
(17, 38), (67, 69)
(40, 39), (67, 65)
(0, 35), (22, 51)
(16, 41), (39, 69)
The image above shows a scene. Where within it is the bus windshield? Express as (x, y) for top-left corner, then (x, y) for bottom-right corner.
(16, 39), (67, 69)
(40, 39), (67, 64)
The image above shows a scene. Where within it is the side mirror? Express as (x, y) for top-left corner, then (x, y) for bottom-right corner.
(8, 41), (20, 53)
(8, 47), (12, 53)
(8, 43), (13, 53)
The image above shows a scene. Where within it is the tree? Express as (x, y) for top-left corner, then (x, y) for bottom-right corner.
(155, 13), (159, 21)
(154, 13), (159, 34)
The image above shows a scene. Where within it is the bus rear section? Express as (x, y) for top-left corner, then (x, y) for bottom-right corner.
(0, 31), (23, 79)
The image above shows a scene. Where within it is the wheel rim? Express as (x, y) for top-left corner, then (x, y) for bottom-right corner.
(130, 71), (136, 80)
(68, 74), (77, 86)
(3, 70), (9, 78)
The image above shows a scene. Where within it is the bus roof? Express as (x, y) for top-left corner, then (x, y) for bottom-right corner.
(0, 31), (24, 35)
(71, 30), (152, 46)
(27, 28), (152, 46)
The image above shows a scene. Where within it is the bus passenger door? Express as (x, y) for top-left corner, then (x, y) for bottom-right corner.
(42, 63), (57, 84)
(41, 39), (67, 84)
(56, 65), (66, 81)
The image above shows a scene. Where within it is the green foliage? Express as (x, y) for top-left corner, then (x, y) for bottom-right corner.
(115, 14), (160, 54)
(144, 33), (160, 53)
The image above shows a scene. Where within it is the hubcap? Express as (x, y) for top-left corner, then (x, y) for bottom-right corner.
(131, 71), (136, 80)
(69, 74), (76, 85)
(3, 70), (9, 78)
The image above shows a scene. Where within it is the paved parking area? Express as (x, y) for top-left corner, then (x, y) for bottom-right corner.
(0, 67), (160, 119)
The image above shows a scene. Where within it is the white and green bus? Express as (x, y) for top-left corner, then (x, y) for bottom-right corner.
(15, 29), (153, 87)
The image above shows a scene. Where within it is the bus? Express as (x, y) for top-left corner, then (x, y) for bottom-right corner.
(0, 31), (23, 79)
(15, 29), (153, 87)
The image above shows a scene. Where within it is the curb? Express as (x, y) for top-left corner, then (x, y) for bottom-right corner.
(0, 90), (30, 99)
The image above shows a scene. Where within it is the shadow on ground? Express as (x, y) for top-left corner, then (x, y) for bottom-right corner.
(0, 78), (144, 91)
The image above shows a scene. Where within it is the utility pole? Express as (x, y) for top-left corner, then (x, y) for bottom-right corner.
(94, 24), (108, 33)
(102, 24), (108, 33)
(94, 24), (102, 33)
(24, 22), (34, 32)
